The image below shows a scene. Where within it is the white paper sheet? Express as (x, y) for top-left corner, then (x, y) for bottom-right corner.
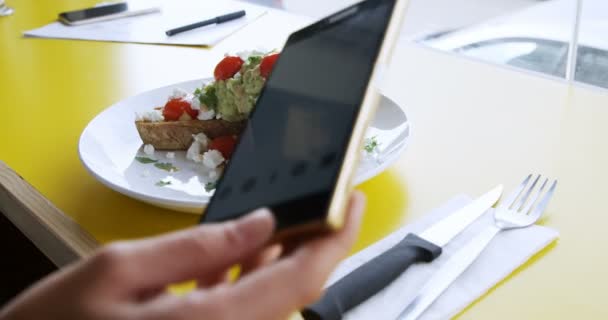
(23, 0), (267, 47)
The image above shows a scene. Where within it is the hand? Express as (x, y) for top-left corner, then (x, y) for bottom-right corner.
(0, 192), (365, 320)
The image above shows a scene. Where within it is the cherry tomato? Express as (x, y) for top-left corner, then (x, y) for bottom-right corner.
(209, 135), (237, 159)
(259, 53), (280, 78)
(162, 98), (198, 121)
(214, 56), (244, 81)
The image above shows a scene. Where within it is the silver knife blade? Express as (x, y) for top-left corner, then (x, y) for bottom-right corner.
(418, 185), (503, 247)
(397, 225), (500, 320)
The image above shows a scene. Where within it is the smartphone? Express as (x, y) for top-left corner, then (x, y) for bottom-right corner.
(58, 2), (159, 26)
(201, 0), (409, 238)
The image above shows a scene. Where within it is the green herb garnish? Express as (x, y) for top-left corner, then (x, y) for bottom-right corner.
(135, 156), (158, 164)
(198, 85), (218, 111)
(154, 162), (179, 172)
(364, 136), (380, 154)
(155, 180), (172, 187)
(204, 182), (217, 192)
(247, 55), (262, 65)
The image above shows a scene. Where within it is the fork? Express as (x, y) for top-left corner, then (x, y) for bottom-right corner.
(398, 174), (557, 320)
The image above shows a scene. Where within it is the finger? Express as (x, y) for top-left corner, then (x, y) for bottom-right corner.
(138, 192), (364, 320)
(88, 208), (275, 295)
(221, 192), (364, 320)
(198, 244), (282, 287)
(196, 269), (231, 288)
(239, 244), (283, 277)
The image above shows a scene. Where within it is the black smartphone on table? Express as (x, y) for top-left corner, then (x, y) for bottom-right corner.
(58, 2), (159, 26)
(201, 0), (409, 239)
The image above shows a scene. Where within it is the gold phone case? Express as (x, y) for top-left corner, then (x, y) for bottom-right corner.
(325, 0), (410, 231)
(275, 0), (411, 241)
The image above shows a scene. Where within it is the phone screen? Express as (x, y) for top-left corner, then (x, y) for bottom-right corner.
(202, 0), (396, 230)
(59, 3), (128, 22)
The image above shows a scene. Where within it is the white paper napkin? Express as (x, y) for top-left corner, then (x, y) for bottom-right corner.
(327, 195), (559, 320)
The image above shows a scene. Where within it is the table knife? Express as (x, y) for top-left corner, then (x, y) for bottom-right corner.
(396, 225), (497, 320)
(301, 185), (503, 320)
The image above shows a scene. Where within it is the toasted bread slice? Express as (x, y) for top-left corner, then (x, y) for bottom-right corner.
(135, 119), (245, 150)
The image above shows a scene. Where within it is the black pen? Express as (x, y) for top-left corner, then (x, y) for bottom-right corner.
(166, 10), (246, 36)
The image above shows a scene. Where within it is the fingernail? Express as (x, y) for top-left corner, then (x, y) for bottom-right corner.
(351, 192), (366, 221)
(353, 190), (366, 202)
(248, 207), (272, 220)
(234, 208), (275, 244)
(241, 208), (275, 228)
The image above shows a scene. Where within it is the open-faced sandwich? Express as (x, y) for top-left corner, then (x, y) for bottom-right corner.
(135, 50), (383, 190)
(134, 51), (279, 186)
(135, 50), (279, 151)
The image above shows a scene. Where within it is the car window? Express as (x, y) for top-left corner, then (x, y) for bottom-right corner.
(454, 37), (608, 89)
(576, 46), (608, 89)
(455, 38), (568, 78)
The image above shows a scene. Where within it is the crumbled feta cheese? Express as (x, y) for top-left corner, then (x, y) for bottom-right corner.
(197, 109), (216, 120)
(236, 49), (266, 61)
(186, 133), (209, 162)
(202, 150), (225, 169)
(166, 152), (175, 159)
(208, 169), (219, 180)
(191, 96), (201, 110)
(186, 141), (201, 162)
(143, 144), (155, 156)
(135, 110), (164, 122)
(193, 133), (209, 147)
(170, 88), (189, 100)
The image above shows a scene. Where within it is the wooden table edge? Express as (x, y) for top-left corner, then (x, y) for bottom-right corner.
(0, 161), (99, 267)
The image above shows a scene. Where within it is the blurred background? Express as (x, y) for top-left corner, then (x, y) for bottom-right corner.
(248, 0), (608, 90)
(4, 0), (605, 88)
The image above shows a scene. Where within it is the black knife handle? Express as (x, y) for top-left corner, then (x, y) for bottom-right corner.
(301, 234), (442, 320)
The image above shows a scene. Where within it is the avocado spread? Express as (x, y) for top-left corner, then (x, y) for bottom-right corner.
(196, 56), (266, 122)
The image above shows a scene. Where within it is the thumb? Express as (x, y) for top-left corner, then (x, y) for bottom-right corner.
(95, 209), (275, 292)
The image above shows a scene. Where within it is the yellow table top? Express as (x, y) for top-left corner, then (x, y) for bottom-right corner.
(2, 1), (608, 319)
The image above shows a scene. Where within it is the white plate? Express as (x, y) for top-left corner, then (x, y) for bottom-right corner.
(79, 79), (410, 213)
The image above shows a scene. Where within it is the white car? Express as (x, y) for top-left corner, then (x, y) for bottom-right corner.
(419, 0), (608, 89)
